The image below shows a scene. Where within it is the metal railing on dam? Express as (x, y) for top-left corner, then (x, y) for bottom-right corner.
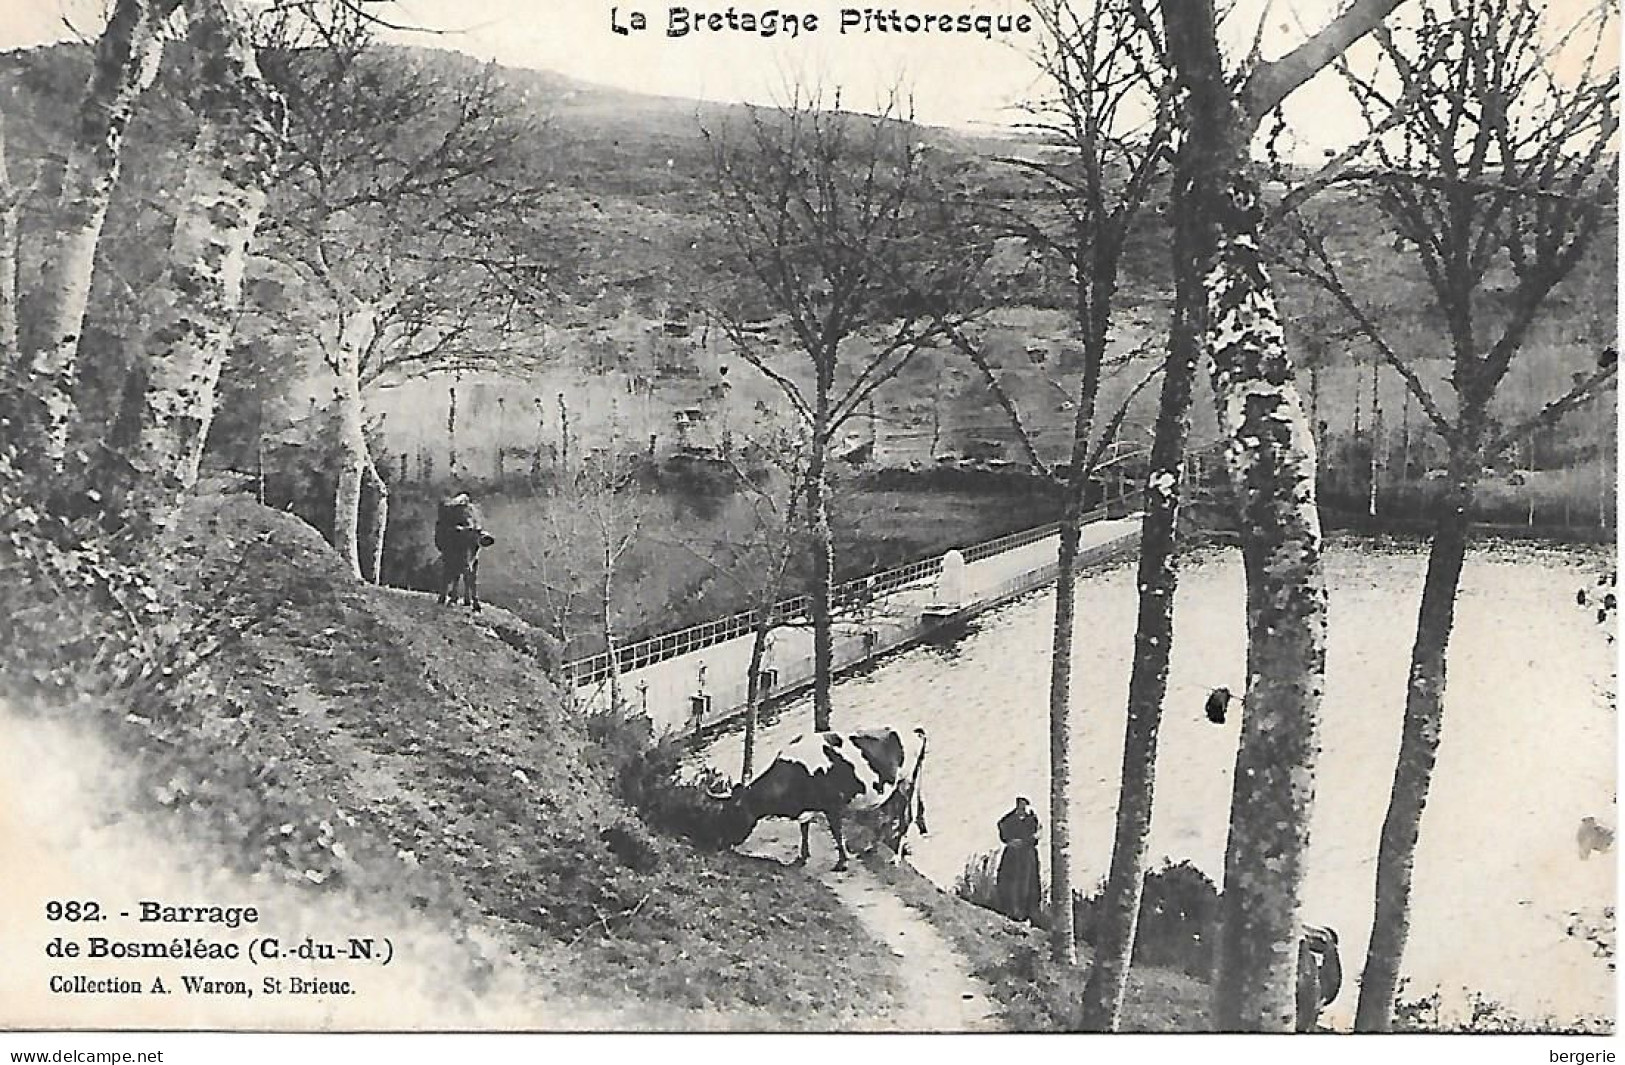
(563, 495), (1133, 688)
(564, 505), (1149, 734)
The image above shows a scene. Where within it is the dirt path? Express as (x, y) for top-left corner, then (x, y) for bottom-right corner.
(740, 822), (1002, 1032)
(822, 861), (1003, 1032)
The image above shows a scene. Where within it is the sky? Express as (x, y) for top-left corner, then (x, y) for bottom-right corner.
(0, 0), (1615, 156)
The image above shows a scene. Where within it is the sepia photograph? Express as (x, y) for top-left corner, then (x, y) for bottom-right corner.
(0, 0), (1616, 1050)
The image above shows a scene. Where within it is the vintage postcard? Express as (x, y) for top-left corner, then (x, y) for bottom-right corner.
(0, 0), (1616, 1052)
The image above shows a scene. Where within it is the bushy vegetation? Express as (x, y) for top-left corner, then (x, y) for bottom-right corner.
(878, 855), (1213, 1031)
(953, 848), (1219, 984)
(1074, 861), (1220, 981)
(952, 849), (1002, 912)
(1393, 983), (1613, 1034)
(580, 701), (733, 851)
(1, 7), (1611, 1033)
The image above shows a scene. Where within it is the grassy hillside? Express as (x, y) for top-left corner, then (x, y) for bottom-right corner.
(42, 490), (913, 1027)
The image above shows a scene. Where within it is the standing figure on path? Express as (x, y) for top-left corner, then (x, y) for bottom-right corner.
(1295, 925), (1342, 1031)
(436, 492), (496, 611)
(995, 797), (1042, 924)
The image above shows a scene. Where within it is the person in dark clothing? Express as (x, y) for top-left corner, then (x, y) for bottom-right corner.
(1295, 925), (1342, 1031)
(435, 493), (495, 610)
(436, 492), (482, 549)
(995, 797), (1042, 924)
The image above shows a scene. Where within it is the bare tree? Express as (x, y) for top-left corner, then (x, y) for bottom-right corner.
(649, 430), (809, 779)
(518, 455), (652, 712)
(1155, 0), (1407, 1031)
(255, 25), (551, 579)
(1273, 0), (1618, 1030)
(955, 0), (1171, 973)
(581, 461), (644, 716)
(704, 87), (991, 731)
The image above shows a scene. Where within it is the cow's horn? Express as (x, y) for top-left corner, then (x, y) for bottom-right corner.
(704, 778), (735, 801)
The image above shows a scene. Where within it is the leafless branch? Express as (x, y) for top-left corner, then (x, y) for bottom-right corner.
(1272, 211), (1455, 433)
(949, 327), (1057, 480)
(1488, 362), (1618, 458)
(1082, 357), (1163, 475)
(1240, 0), (1409, 127)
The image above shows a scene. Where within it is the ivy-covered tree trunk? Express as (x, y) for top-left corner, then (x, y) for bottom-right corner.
(1165, 6), (1330, 1032)
(23, 0), (175, 469)
(1078, 207), (1204, 1027)
(110, 0), (283, 496)
(1355, 428), (1481, 1030)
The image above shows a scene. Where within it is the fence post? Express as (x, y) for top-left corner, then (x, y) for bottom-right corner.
(935, 549), (967, 609)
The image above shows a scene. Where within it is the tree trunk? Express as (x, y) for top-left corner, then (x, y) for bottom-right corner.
(929, 371), (942, 456)
(743, 486), (800, 778)
(1037, 232), (1118, 972)
(448, 382), (460, 479)
(602, 549), (622, 714)
(333, 414), (365, 580)
(1078, 200), (1205, 1028)
(809, 365), (835, 733)
(1400, 389), (1411, 480)
(331, 306), (376, 580)
(23, 0), (171, 469)
(743, 620), (767, 780)
(1045, 501), (1083, 966)
(107, 0), (283, 497)
(1164, 4), (1330, 1031)
(555, 393), (567, 478)
(360, 461), (387, 584)
(1355, 442), (1478, 1031)
(0, 112), (24, 368)
(807, 435), (834, 733)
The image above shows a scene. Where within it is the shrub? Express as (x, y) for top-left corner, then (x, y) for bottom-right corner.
(1130, 860), (1219, 978)
(953, 849), (1002, 912)
(582, 702), (730, 850)
(600, 820), (661, 874)
(1074, 859), (1219, 980)
(0, 443), (220, 720)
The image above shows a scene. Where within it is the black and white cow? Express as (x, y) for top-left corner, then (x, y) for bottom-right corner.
(707, 726), (928, 872)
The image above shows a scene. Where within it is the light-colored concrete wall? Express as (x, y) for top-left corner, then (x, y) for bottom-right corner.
(576, 515), (1145, 734)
